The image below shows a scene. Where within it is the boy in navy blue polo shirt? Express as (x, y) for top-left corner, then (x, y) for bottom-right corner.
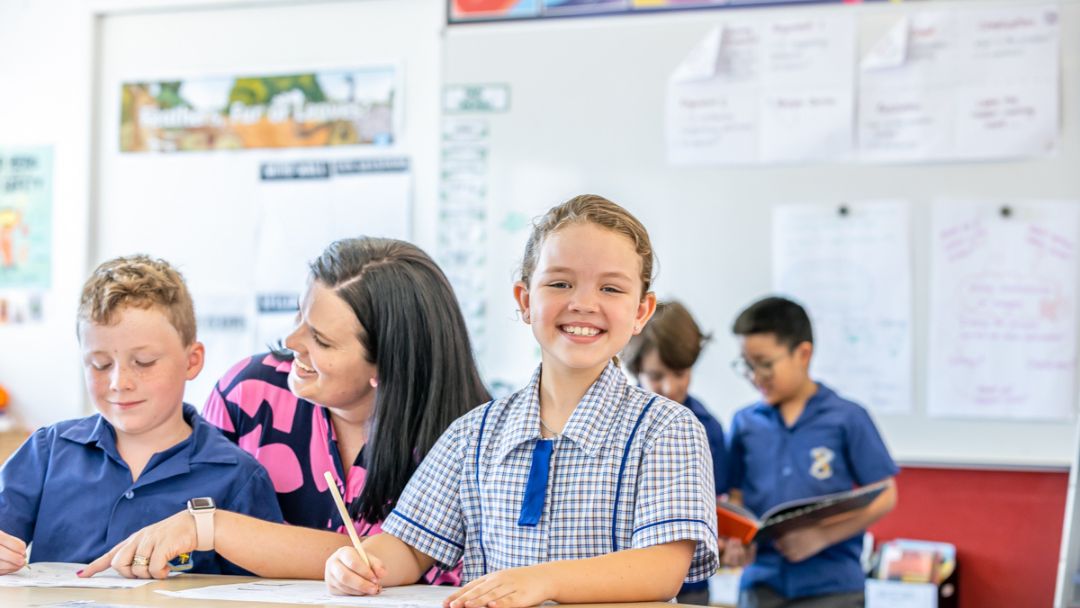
(0, 255), (280, 576)
(724, 296), (898, 608)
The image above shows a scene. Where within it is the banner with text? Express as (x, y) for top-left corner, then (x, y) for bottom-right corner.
(121, 67), (399, 152)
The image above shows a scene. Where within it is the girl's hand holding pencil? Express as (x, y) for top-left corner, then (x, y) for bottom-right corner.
(326, 544), (388, 596)
(323, 471), (387, 596)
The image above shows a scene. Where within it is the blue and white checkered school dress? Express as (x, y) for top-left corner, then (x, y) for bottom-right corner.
(382, 362), (720, 585)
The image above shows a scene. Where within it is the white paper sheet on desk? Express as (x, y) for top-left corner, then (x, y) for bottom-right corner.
(0, 562), (158, 588)
(158, 581), (456, 607)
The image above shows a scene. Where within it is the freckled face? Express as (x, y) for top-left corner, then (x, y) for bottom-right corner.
(79, 306), (203, 441)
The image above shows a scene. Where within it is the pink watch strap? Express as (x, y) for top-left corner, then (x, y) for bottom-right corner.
(190, 506), (214, 551)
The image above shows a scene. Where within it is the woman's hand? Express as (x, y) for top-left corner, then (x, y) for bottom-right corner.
(80, 510), (198, 579)
(0, 530), (27, 574)
(325, 546), (388, 596)
(443, 565), (554, 608)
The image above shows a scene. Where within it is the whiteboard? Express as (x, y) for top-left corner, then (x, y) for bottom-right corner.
(443, 0), (1080, 467)
(94, 0), (442, 405)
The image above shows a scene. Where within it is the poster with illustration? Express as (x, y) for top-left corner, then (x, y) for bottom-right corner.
(121, 67), (399, 152)
(0, 147), (52, 289)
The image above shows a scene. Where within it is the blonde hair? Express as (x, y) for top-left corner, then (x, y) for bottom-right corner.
(78, 255), (196, 345)
(520, 194), (655, 297)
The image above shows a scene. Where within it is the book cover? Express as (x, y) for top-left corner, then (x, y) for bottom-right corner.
(717, 480), (890, 544)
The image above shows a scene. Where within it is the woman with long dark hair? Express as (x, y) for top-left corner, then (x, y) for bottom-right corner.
(81, 238), (489, 580)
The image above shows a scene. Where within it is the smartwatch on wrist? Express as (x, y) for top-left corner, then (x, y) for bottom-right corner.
(187, 497), (216, 551)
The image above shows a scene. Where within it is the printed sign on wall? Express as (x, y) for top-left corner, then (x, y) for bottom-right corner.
(121, 67), (399, 152)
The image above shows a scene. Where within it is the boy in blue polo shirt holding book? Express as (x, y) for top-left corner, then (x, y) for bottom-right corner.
(724, 296), (898, 608)
(0, 255), (281, 576)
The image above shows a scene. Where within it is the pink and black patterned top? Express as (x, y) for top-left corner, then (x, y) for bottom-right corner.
(203, 352), (460, 584)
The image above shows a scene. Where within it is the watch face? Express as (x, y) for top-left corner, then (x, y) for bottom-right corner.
(190, 497), (215, 510)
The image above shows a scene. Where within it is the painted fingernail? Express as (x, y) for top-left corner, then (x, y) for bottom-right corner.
(76, 569), (84, 576)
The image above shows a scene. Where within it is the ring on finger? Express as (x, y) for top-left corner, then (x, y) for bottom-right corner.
(131, 555), (150, 567)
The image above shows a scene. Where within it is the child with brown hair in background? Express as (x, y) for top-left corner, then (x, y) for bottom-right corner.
(623, 300), (728, 606)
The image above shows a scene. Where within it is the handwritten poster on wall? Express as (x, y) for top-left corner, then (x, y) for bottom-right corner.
(928, 201), (1079, 420)
(666, 14), (855, 165)
(859, 5), (1060, 163)
(773, 201), (913, 414)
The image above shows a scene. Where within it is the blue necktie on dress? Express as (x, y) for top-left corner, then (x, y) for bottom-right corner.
(517, 439), (554, 527)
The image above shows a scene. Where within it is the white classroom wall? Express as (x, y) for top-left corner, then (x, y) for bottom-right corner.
(0, 0), (446, 428)
(0, 0), (93, 428)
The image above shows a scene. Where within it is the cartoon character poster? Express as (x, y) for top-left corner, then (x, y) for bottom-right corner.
(0, 147), (52, 289)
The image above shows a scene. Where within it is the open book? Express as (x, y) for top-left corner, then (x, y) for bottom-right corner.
(717, 480), (889, 544)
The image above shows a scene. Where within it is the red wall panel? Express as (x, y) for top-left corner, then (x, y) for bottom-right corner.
(869, 467), (1068, 608)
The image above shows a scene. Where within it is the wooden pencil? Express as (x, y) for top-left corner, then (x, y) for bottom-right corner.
(323, 471), (372, 568)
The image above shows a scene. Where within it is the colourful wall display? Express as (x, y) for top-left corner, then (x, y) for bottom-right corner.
(450, 0), (841, 22)
(121, 67), (398, 152)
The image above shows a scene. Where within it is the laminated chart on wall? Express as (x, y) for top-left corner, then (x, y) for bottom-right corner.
(772, 201), (913, 414)
(253, 157), (411, 348)
(666, 14), (855, 165)
(859, 4), (1060, 163)
(438, 117), (490, 356)
(928, 201), (1079, 420)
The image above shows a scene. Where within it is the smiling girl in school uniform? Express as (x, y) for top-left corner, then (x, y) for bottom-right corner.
(325, 194), (720, 608)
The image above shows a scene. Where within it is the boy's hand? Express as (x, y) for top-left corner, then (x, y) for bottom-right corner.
(444, 565), (554, 608)
(325, 546), (388, 596)
(0, 530), (27, 574)
(720, 537), (755, 568)
(80, 510), (197, 579)
(773, 527), (829, 563)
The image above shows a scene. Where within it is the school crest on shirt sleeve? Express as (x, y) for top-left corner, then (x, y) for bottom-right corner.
(809, 446), (835, 480)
